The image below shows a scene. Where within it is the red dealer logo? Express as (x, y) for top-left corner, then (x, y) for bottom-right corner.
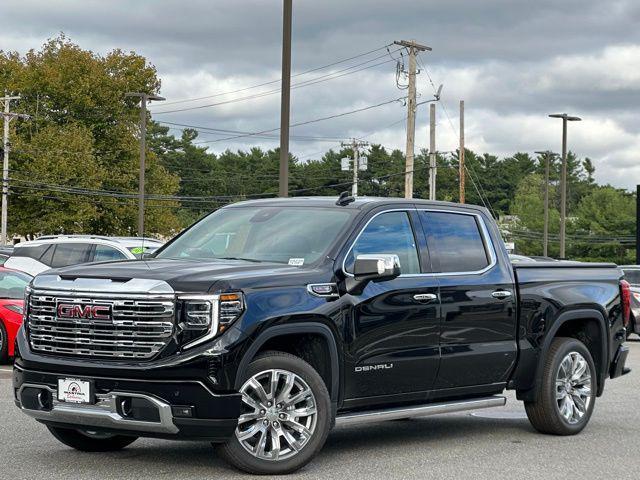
(57, 303), (112, 320)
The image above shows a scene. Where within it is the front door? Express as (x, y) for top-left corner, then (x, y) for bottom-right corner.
(341, 209), (441, 404)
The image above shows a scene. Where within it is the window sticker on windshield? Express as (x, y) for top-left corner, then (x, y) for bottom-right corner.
(130, 247), (145, 255)
(288, 258), (305, 266)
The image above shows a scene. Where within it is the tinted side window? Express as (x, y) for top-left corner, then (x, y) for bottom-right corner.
(50, 243), (93, 268)
(345, 211), (420, 274)
(421, 211), (490, 273)
(12, 244), (51, 260)
(94, 245), (128, 262)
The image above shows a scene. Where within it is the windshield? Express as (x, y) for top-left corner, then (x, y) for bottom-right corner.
(157, 206), (354, 265)
(0, 270), (31, 299)
(623, 269), (640, 286)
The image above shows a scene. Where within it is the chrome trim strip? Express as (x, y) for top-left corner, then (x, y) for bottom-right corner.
(17, 383), (179, 434)
(341, 207), (499, 278)
(335, 395), (506, 426)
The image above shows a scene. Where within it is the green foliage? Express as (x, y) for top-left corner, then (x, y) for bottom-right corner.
(0, 34), (180, 237)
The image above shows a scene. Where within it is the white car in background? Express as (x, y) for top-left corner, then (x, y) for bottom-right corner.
(4, 235), (164, 276)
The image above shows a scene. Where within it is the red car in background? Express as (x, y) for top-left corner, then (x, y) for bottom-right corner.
(0, 267), (32, 363)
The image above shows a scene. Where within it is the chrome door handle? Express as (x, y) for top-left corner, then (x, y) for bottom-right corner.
(492, 290), (512, 299)
(413, 293), (438, 303)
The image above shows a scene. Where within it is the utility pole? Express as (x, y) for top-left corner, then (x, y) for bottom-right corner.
(429, 103), (437, 200)
(279, 0), (293, 197)
(549, 113), (581, 259)
(394, 40), (431, 199)
(459, 100), (465, 204)
(125, 92), (165, 237)
(1, 93), (29, 246)
(636, 185), (640, 265)
(341, 139), (369, 197)
(535, 151), (558, 257)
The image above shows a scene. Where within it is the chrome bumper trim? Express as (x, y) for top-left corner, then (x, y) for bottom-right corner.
(18, 383), (179, 434)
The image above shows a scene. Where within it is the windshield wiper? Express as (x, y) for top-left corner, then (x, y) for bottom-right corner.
(217, 256), (263, 263)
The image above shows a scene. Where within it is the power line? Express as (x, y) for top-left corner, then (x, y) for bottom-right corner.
(155, 44), (395, 107)
(191, 97), (406, 145)
(153, 56), (399, 115)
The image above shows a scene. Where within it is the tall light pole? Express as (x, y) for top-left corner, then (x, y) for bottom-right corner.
(549, 113), (581, 259)
(125, 92), (165, 236)
(279, 0), (293, 197)
(535, 150), (559, 257)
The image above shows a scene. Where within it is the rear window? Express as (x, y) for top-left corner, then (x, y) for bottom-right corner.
(50, 243), (93, 268)
(420, 211), (490, 273)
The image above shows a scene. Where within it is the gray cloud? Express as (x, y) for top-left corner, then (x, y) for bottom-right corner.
(1, 0), (639, 188)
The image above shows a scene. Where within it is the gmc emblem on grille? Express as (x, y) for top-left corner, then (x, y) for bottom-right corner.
(57, 303), (112, 320)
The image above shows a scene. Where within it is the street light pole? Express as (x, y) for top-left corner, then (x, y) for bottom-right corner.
(535, 150), (559, 257)
(549, 113), (581, 259)
(125, 92), (165, 237)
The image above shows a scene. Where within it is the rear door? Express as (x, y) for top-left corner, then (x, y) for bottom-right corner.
(342, 209), (441, 403)
(418, 209), (517, 392)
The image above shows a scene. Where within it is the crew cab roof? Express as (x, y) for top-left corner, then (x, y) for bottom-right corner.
(226, 196), (492, 215)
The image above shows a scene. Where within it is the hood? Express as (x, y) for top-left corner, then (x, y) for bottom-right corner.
(35, 258), (329, 293)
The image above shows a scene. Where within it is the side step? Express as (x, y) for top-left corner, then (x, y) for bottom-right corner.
(335, 395), (506, 426)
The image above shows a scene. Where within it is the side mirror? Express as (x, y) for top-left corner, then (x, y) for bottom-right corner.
(346, 254), (401, 294)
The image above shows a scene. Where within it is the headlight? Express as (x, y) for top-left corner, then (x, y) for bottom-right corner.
(178, 292), (244, 349)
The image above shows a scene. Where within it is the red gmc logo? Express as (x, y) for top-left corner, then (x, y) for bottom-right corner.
(57, 303), (112, 320)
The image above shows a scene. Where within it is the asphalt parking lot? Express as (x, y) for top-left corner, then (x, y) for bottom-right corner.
(2, 342), (640, 480)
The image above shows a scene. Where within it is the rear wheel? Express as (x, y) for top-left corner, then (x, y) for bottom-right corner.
(525, 337), (596, 435)
(0, 321), (8, 363)
(47, 426), (137, 452)
(216, 351), (331, 475)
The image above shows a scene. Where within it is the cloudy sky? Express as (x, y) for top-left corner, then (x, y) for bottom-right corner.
(1, 0), (639, 188)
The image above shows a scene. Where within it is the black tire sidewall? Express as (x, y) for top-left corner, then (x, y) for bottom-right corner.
(220, 351), (331, 475)
(0, 320), (8, 363)
(544, 338), (597, 434)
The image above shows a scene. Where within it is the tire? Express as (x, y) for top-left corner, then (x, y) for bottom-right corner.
(216, 350), (331, 475)
(524, 337), (597, 435)
(47, 426), (138, 452)
(0, 321), (8, 364)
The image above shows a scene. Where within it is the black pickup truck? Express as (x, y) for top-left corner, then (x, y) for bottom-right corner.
(13, 197), (631, 474)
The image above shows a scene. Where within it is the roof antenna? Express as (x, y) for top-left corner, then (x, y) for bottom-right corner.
(336, 191), (355, 206)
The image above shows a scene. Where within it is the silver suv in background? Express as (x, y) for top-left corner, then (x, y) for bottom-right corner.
(4, 236), (164, 276)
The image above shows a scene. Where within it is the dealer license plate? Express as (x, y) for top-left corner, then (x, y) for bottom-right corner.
(57, 378), (93, 404)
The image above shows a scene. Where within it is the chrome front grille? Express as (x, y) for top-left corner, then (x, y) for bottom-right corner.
(27, 291), (175, 359)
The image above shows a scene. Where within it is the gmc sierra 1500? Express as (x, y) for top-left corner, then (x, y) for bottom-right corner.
(13, 196), (630, 474)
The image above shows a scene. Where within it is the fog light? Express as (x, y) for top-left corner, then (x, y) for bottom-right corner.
(172, 406), (193, 418)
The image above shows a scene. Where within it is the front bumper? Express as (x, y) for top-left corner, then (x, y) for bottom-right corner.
(13, 365), (241, 441)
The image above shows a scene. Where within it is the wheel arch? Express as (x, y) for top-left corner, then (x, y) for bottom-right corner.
(520, 308), (609, 401)
(234, 322), (340, 406)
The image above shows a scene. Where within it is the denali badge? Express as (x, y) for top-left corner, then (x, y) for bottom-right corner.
(57, 303), (112, 320)
(355, 363), (394, 372)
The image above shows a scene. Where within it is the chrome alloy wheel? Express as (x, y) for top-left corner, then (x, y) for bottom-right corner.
(236, 369), (318, 461)
(555, 352), (592, 424)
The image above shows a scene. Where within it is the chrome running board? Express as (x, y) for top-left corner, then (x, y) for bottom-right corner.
(335, 395), (506, 426)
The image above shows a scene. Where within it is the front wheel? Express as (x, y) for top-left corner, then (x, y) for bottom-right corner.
(525, 337), (596, 435)
(47, 426), (138, 452)
(0, 321), (8, 363)
(216, 351), (331, 475)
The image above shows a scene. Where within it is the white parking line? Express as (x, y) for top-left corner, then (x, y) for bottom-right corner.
(0, 367), (12, 372)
